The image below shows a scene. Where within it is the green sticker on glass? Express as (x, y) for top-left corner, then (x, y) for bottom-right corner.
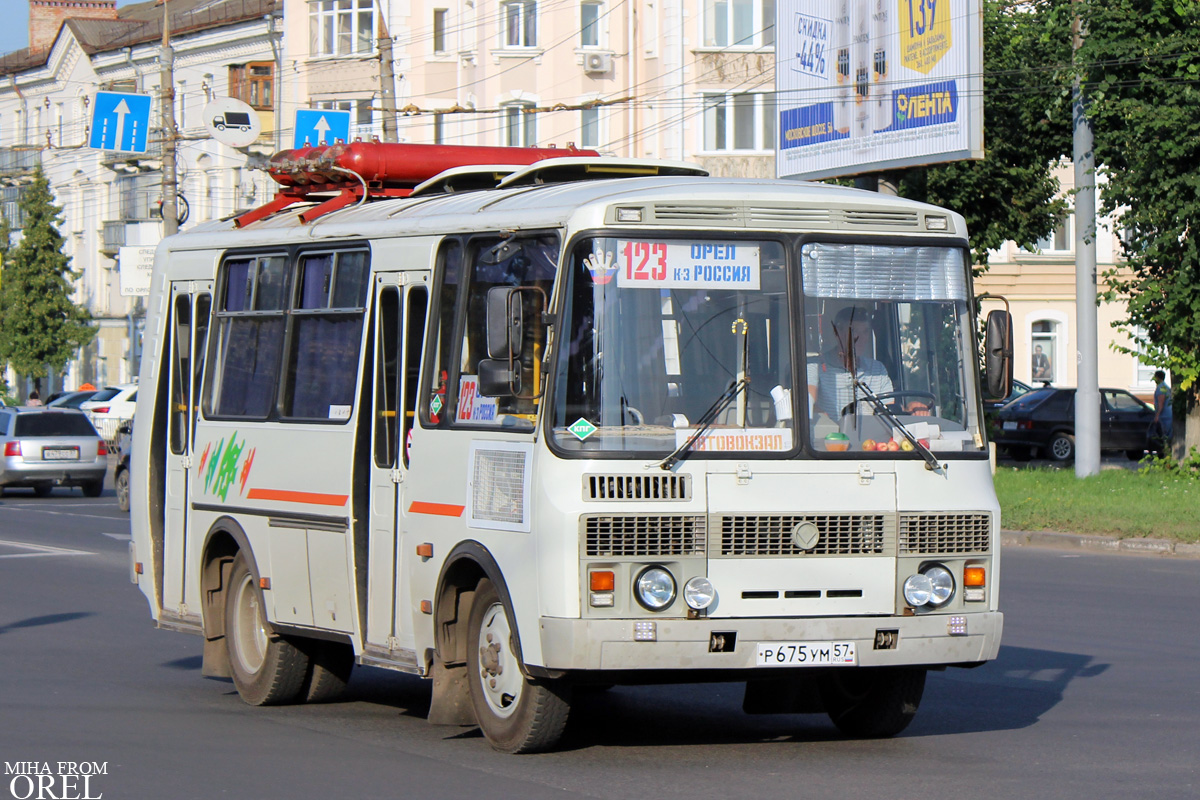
(430, 395), (444, 415)
(568, 418), (598, 440)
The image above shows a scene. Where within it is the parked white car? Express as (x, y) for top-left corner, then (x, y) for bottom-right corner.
(80, 382), (138, 441)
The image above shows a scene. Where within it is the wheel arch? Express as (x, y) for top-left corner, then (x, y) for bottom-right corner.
(433, 541), (524, 669)
(199, 516), (264, 678)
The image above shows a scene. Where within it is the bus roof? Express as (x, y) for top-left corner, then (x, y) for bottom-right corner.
(165, 175), (968, 252)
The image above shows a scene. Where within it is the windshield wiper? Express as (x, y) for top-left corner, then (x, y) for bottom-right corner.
(852, 380), (943, 472)
(657, 379), (749, 471)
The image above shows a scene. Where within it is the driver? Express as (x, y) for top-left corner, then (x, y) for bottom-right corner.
(814, 305), (893, 418)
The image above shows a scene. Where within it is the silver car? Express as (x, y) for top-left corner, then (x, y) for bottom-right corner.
(0, 407), (108, 497)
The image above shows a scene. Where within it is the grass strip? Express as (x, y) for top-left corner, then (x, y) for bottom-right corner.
(994, 466), (1199, 544)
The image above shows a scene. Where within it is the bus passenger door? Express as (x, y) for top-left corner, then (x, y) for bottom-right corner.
(365, 276), (429, 650)
(162, 283), (212, 618)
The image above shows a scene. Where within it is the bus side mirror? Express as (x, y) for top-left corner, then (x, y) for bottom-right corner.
(984, 309), (1013, 399)
(478, 358), (521, 398)
(486, 287), (523, 359)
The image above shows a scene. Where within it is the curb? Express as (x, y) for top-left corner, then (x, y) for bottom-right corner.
(1001, 530), (1200, 559)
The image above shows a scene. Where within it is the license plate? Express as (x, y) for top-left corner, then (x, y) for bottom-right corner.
(1002, 421), (1017, 430)
(42, 448), (79, 460)
(755, 641), (857, 667)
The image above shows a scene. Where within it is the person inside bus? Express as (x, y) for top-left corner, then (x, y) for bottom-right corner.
(812, 305), (893, 420)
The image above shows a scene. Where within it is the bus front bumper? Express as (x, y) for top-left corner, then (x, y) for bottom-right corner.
(536, 612), (1003, 671)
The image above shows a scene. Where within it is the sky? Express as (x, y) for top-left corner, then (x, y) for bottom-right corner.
(1, 0), (140, 58)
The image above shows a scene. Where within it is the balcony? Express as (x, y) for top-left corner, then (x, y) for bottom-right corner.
(102, 138), (164, 171)
(100, 220), (127, 256)
(0, 147), (39, 182)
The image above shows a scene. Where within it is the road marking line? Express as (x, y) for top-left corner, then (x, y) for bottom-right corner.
(0, 539), (95, 559)
(102, 533), (132, 541)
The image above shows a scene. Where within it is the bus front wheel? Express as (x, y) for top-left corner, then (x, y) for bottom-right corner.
(466, 579), (571, 753)
(820, 667), (926, 738)
(224, 551), (310, 705)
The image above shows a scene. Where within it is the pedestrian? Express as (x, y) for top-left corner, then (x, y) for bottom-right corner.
(1152, 369), (1172, 451)
(27, 390), (43, 407)
(1031, 345), (1051, 382)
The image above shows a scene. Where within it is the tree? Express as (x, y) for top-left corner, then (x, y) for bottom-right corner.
(892, 0), (1076, 268)
(0, 166), (95, 395)
(1078, 0), (1200, 457)
(0, 209), (11, 401)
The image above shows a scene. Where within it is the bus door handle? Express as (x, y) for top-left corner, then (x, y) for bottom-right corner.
(390, 468), (404, 484)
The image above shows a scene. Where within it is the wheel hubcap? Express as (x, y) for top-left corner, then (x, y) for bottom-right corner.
(477, 602), (522, 718)
(1053, 438), (1071, 458)
(231, 572), (268, 674)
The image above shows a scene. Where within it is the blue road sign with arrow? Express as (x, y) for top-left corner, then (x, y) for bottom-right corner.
(89, 91), (152, 153)
(294, 108), (351, 148)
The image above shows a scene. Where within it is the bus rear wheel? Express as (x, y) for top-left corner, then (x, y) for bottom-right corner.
(820, 667), (926, 738)
(224, 551), (310, 706)
(466, 579), (571, 753)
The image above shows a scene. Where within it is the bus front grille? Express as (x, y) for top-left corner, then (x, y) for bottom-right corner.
(584, 474), (691, 501)
(583, 515), (707, 557)
(899, 513), (992, 555)
(718, 515), (888, 556)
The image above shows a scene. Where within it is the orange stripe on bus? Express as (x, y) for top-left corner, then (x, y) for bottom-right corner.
(245, 488), (349, 507)
(409, 501), (465, 517)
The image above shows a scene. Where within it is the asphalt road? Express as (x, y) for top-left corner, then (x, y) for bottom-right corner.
(1, 488), (1197, 800)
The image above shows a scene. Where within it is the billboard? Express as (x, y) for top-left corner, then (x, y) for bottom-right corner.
(776, 0), (983, 180)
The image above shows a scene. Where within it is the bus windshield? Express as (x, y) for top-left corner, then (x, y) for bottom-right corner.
(552, 236), (792, 455)
(550, 236), (984, 457)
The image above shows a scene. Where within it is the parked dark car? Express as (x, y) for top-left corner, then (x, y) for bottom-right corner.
(46, 389), (99, 409)
(983, 378), (1036, 414)
(993, 386), (1162, 461)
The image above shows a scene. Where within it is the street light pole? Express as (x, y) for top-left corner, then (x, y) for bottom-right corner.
(160, 0), (178, 237)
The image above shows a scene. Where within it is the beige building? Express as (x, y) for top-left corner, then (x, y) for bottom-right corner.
(977, 166), (1157, 399)
(282, 0), (778, 176)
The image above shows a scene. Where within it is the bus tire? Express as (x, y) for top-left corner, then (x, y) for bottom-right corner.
(115, 469), (130, 512)
(224, 551), (310, 706)
(466, 579), (571, 753)
(301, 640), (354, 703)
(820, 667), (926, 738)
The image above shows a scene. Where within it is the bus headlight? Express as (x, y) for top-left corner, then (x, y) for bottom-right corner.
(903, 573), (933, 607)
(923, 564), (955, 606)
(635, 566), (677, 611)
(683, 576), (715, 610)
(903, 564), (956, 608)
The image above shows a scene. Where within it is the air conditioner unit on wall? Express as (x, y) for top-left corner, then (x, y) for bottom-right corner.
(584, 52), (613, 74)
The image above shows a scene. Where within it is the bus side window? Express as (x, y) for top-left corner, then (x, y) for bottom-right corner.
(169, 295), (192, 455)
(403, 286), (428, 466)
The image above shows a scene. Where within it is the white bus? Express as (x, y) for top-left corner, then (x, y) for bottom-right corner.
(130, 143), (1013, 753)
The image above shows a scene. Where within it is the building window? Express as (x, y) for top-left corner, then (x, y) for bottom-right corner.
(702, 92), (775, 151)
(505, 103), (536, 147)
(580, 1), (601, 47)
(1031, 320), (1060, 384)
(502, 0), (537, 47)
(433, 8), (449, 52)
(1034, 215), (1072, 253)
(580, 106), (600, 148)
(703, 0), (775, 48)
(1130, 326), (1163, 389)
(229, 62), (274, 111)
(310, 0), (376, 57)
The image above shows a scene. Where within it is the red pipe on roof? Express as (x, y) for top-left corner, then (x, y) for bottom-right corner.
(267, 142), (600, 188)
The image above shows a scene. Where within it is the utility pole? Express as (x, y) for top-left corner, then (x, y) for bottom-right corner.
(1073, 5), (1099, 477)
(160, 0), (179, 237)
(377, 12), (398, 143)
